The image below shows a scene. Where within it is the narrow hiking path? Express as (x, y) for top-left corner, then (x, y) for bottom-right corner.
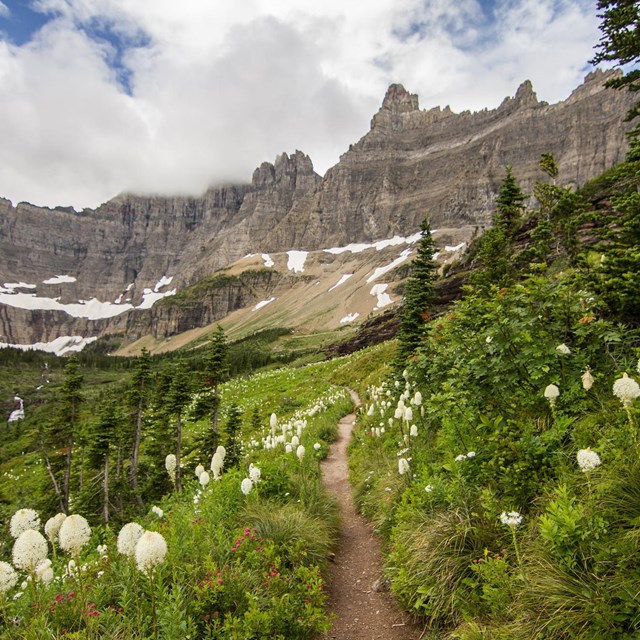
(321, 390), (424, 640)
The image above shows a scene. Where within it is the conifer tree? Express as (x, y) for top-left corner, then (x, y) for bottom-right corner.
(396, 218), (438, 365)
(223, 404), (242, 469)
(129, 347), (152, 507)
(60, 355), (84, 513)
(495, 166), (526, 232)
(166, 361), (192, 491)
(592, 0), (640, 137)
(204, 325), (229, 449)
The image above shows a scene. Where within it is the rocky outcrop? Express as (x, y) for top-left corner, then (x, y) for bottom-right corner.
(0, 72), (636, 345)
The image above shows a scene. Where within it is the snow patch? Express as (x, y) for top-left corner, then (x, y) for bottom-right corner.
(340, 312), (360, 324)
(370, 283), (393, 310)
(287, 250), (308, 273)
(445, 242), (466, 252)
(0, 336), (98, 356)
(366, 248), (412, 283)
(154, 275), (173, 291)
(328, 274), (353, 292)
(43, 275), (76, 285)
(139, 288), (176, 309)
(253, 297), (276, 311)
(324, 232), (423, 255)
(3, 282), (36, 290)
(262, 254), (274, 268)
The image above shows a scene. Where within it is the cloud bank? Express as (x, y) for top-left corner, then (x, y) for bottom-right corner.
(0, 0), (604, 209)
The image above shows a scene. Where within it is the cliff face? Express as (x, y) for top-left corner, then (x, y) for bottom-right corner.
(263, 70), (635, 250)
(0, 71), (635, 346)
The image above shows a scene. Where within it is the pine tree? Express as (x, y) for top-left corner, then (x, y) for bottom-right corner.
(128, 347), (152, 508)
(167, 360), (192, 491)
(396, 218), (438, 365)
(495, 166), (526, 232)
(223, 404), (242, 469)
(204, 325), (229, 449)
(591, 0), (640, 137)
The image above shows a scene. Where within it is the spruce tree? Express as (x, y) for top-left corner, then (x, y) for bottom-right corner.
(204, 325), (229, 449)
(167, 360), (192, 492)
(396, 218), (438, 365)
(223, 404), (242, 469)
(495, 166), (526, 232)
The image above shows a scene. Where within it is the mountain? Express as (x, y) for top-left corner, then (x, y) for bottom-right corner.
(0, 69), (635, 351)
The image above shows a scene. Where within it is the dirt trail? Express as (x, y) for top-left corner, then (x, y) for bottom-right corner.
(321, 390), (424, 640)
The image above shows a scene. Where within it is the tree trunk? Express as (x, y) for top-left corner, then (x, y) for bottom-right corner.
(130, 396), (145, 508)
(41, 448), (64, 513)
(175, 413), (182, 492)
(103, 454), (110, 524)
(211, 382), (220, 450)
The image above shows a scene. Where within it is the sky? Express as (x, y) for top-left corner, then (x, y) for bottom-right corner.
(0, 0), (609, 210)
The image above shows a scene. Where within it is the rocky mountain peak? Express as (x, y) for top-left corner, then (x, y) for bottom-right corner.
(381, 84), (420, 113)
(252, 150), (318, 189)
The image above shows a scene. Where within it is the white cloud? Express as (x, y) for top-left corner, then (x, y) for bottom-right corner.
(0, 2), (10, 18)
(0, 0), (605, 209)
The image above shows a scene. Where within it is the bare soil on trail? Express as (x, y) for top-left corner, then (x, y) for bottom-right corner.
(321, 390), (425, 640)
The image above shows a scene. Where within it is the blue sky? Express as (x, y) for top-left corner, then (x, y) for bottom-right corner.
(0, 0), (608, 209)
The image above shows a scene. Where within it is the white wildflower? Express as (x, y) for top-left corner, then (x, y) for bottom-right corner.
(412, 391), (422, 406)
(394, 407), (403, 420)
(486, 335), (493, 344)
(581, 369), (594, 391)
(35, 559), (54, 585)
(117, 522), (145, 558)
(296, 445), (306, 462)
(577, 448), (602, 473)
(13, 591), (23, 600)
(398, 458), (410, 475)
(96, 544), (107, 555)
(291, 435), (300, 447)
(367, 404), (375, 416)
(556, 344), (571, 355)
(270, 413), (277, 429)
(544, 384), (560, 406)
(0, 561), (17, 594)
(44, 513), (66, 544)
(500, 511), (523, 528)
(249, 464), (261, 483)
(404, 407), (413, 422)
(613, 373), (640, 408)
(285, 443), (293, 454)
(58, 514), (91, 555)
(240, 478), (253, 495)
(165, 454), (177, 483)
(455, 454), (467, 462)
(409, 424), (418, 437)
(12, 529), (48, 570)
(10, 509), (40, 539)
(425, 485), (433, 493)
(195, 464), (205, 478)
(199, 471), (210, 488)
(210, 451), (224, 480)
(151, 506), (163, 519)
(466, 451), (477, 459)
(313, 442), (322, 451)
(215, 445), (226, 460)
(135, 531), (167, 575)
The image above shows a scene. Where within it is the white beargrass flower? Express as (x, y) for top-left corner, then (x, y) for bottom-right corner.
(151, 506), (163, 518)
(412, 391), (422, 406)
(291, 435), (300, 447)
(216, 445), (226, 459)
(240, 478), (253, 495)
(394, 407), (403, 420)
(544, 384), (560, 406)
(313, 442), (322, 450)
(613, 373), (640, 408)
(577, 448), (602, 473)
(455, 454), (467, 462)
(425, 485), (433, 493)
(581, 369), (594, 391)
(10, 509), (40, 539)
(249, 465), (261, 483)
(44, 513), (66, 544)
(466, 451), (477, 459)
(165, 454), (177, 483)
(35, 559), (54, 585)
(210, 451), (224, 480)
(58, 514), (91, 556)
(404, 407), (413, 422)
(199, 471), (210, 488)
(296, 445), (306, 462)
(12, 529), (48, 570)
(500, 511), (523, 528)
(135, 531), (167, 575)
(398, 458), (410, 475)
(556, 344), (571, 355)
(409, 424), (418, 437)
(285, 443), (293, 454)
(367, 404), (375, 416)
(270, 413), (277, 429)
(195, 464), (205, 478)
(0, 561), (18, 594)
(637, 359), (640, 374)
(117, 522), (145, 558)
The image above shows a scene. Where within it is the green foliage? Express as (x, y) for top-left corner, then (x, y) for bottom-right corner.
(495, 166), (526, 232)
